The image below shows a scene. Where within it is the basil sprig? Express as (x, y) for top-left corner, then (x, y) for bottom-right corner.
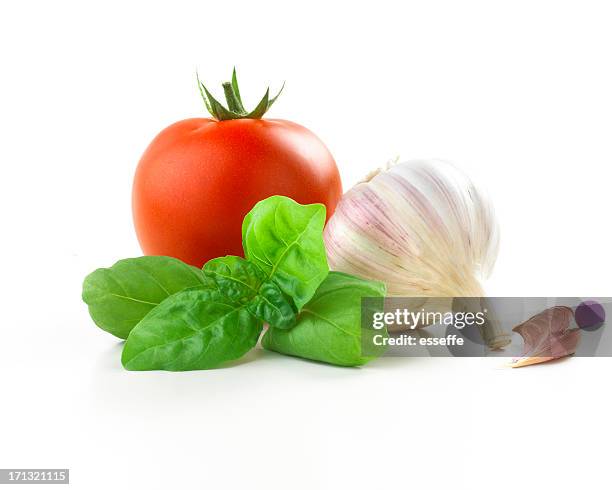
(82, 196), (387, 370)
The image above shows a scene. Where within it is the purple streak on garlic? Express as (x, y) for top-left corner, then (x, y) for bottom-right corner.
(324, 159), (500, 297)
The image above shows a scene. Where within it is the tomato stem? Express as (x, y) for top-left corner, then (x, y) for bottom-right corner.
(197, 68), (284, 121)
(222, 82), (245, 115)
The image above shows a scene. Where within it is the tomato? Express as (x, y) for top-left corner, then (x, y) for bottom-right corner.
(132, 72), (342, 267)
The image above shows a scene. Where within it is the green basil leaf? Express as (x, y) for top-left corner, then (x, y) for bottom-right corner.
(247, 280), (296, 330)
(122, 287), (263, 371)
(82, 256), (209, 339)
(262, 272), (387, 367)
(204, 255), (296, 329)
(203, 256), (264, 302)
(242, 195), (328, 310)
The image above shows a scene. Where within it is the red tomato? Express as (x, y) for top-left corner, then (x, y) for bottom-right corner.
(132, 117), (342, 267)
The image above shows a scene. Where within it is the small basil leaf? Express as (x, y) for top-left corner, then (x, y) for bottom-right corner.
(242, 195), (328, 310)
(203, 256), (265, 303)
(248, 280), (296, 330)
(205, 256), (296, 329)
(122, 287), (263, 371)
(82, 256), (209, 339)
(262, 272), (387, 367)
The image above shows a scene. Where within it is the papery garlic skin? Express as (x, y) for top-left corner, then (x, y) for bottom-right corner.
(511, 306), (580, 368)
(324, 159), (499, 298)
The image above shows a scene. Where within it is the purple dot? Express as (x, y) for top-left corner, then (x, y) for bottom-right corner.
(575, 301), (606, 330)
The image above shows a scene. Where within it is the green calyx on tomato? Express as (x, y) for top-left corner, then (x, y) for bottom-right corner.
(197, 67), (285, 120)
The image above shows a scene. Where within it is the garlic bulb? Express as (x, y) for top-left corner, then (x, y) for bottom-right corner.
(325, 159), (499, 296)
(324, 159), (508, 348)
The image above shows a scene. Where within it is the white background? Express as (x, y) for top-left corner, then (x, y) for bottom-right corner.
(1, 1), (611, 488)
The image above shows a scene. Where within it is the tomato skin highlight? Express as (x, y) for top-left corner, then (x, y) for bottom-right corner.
(132, 118), (342, 267)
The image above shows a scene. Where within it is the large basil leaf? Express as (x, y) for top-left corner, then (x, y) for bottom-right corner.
(204, 255), (296, 329)
(82, 256), (209, 339)
(262, 272), (387, 367)
(122, 287), (263, 371)
(241, 195), (328, 310)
